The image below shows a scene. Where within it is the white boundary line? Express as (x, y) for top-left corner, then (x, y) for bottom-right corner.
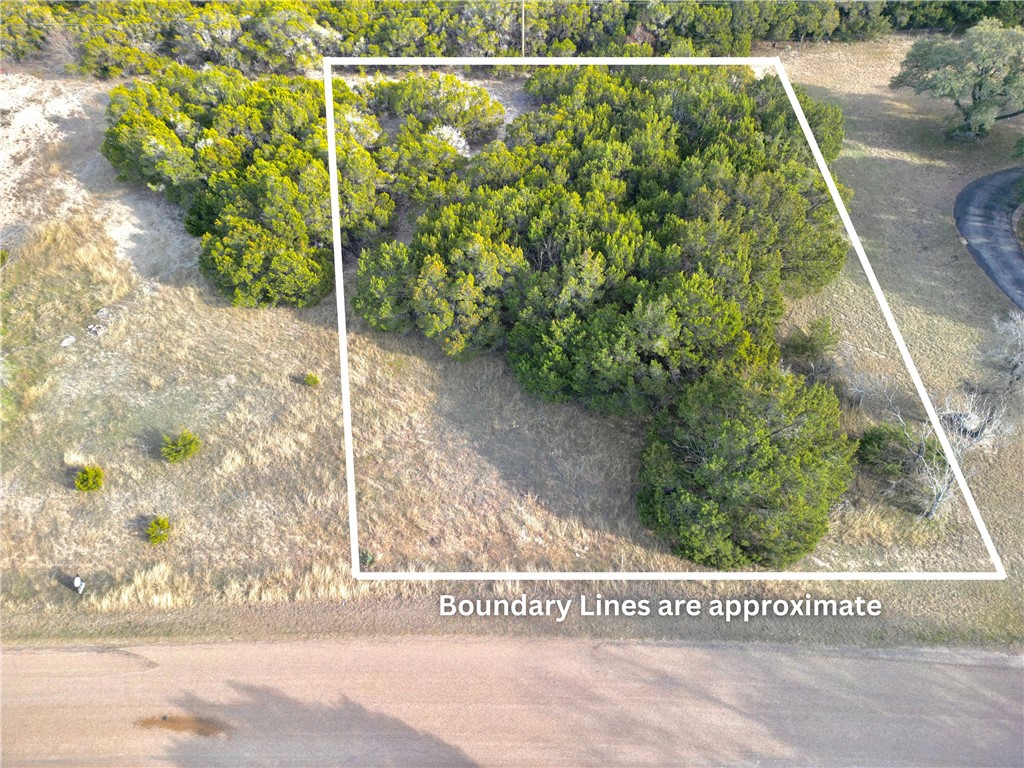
(323, 56), (1006, 582)
(323, 64), (363, 577)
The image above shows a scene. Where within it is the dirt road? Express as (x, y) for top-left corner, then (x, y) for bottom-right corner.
(4, 638), (1021, 767)
(954, 166), (1024, 311)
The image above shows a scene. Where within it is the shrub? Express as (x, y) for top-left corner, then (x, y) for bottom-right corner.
(161, 429), (201, 463)
(857, 422), (945, 470)
(304, 372), (320, 387)
(359, 549), (377, 569)
(783, 317), (838, 360)
(856, 424), (913, 479)
(366, 72), (505, 144)
(74, 465), (104, 491)
(637, 369), (856, 570)
(147, 515), (171, 545)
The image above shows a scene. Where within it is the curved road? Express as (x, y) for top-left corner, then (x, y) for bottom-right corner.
(3, 639), (1022, 767)
(954, 165), (1024, 311)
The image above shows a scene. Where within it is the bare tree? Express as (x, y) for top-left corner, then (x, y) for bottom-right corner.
(42, 25), (78, 71)
(877, 382), (1005, 518)
(991, 310), (1024, 397)
(851, 314), (1019, 519)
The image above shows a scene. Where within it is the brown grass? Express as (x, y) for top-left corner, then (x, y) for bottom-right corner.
(1, 215), (137, 420)
(346, 283), (686, 574)
(758, 37), (1022, 579)
(760, 36), (1023, 639)
(0, 70), (375, 613)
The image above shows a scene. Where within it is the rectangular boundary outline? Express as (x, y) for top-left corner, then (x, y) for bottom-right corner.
(324, 56), (1006, 582)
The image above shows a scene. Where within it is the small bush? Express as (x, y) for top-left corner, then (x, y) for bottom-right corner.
(856, 424), (911, 479)
(161, 429), (201, 463)
(304, 372), (321, 387)
(857, 422), (948, 480)
(74, 465), (104, 491)
(785, 317), (838, 357)
(147, 515), (171, 545)
(359, 548), (377, 568)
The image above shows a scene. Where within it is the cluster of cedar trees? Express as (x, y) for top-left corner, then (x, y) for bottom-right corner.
(102, 60), (855, 569)
(99, 67), (507, 307)
(3, 0), (1022, 75)
(102, 65), (341, 306)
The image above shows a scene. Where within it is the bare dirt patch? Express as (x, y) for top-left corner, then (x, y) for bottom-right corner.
(136, 713), (231, 737)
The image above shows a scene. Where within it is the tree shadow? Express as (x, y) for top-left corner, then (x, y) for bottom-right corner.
(128, 514), (154, 544)
(60, 460), (82, 490)
(799, 83), (957, 155)
(157, 683), (478, 767)
(538, 643), (1024, 767)
(49, 566), (78, 592)
(345, 307), (679, 571)
(137, 426), (169, 461)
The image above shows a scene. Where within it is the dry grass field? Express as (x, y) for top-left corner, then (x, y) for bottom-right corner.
(1, 69), (387, 615)
(1, 37), (1021, 647)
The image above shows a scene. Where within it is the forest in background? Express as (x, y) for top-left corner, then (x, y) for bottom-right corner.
(3, 0), (1024, 76)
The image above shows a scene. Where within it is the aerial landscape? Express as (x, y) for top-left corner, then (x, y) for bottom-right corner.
(2, 2), (1022, 765)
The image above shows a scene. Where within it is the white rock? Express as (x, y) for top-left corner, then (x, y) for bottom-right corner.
(429, 124), (470, 157)
(60, 335), (75, 347)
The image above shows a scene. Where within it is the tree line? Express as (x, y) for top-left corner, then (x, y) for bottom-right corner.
(4, 1), (1022, 76)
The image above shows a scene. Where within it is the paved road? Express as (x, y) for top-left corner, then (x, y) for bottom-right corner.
(3, 639), (1022, 767)
(954, 165), (1024, 311)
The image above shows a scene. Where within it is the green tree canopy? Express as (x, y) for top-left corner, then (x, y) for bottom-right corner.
(199, 214), (330, 307)
(103, 65), (389, 306)
(10, 2), (1023, 74)
(364, 72), (506, 143)
(891, 19), (1024, 138)
(638, 368), (855, 569)
(357, 66), (848, 406)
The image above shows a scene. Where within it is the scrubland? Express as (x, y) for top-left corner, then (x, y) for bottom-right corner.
(2, 38), (1021, 647)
